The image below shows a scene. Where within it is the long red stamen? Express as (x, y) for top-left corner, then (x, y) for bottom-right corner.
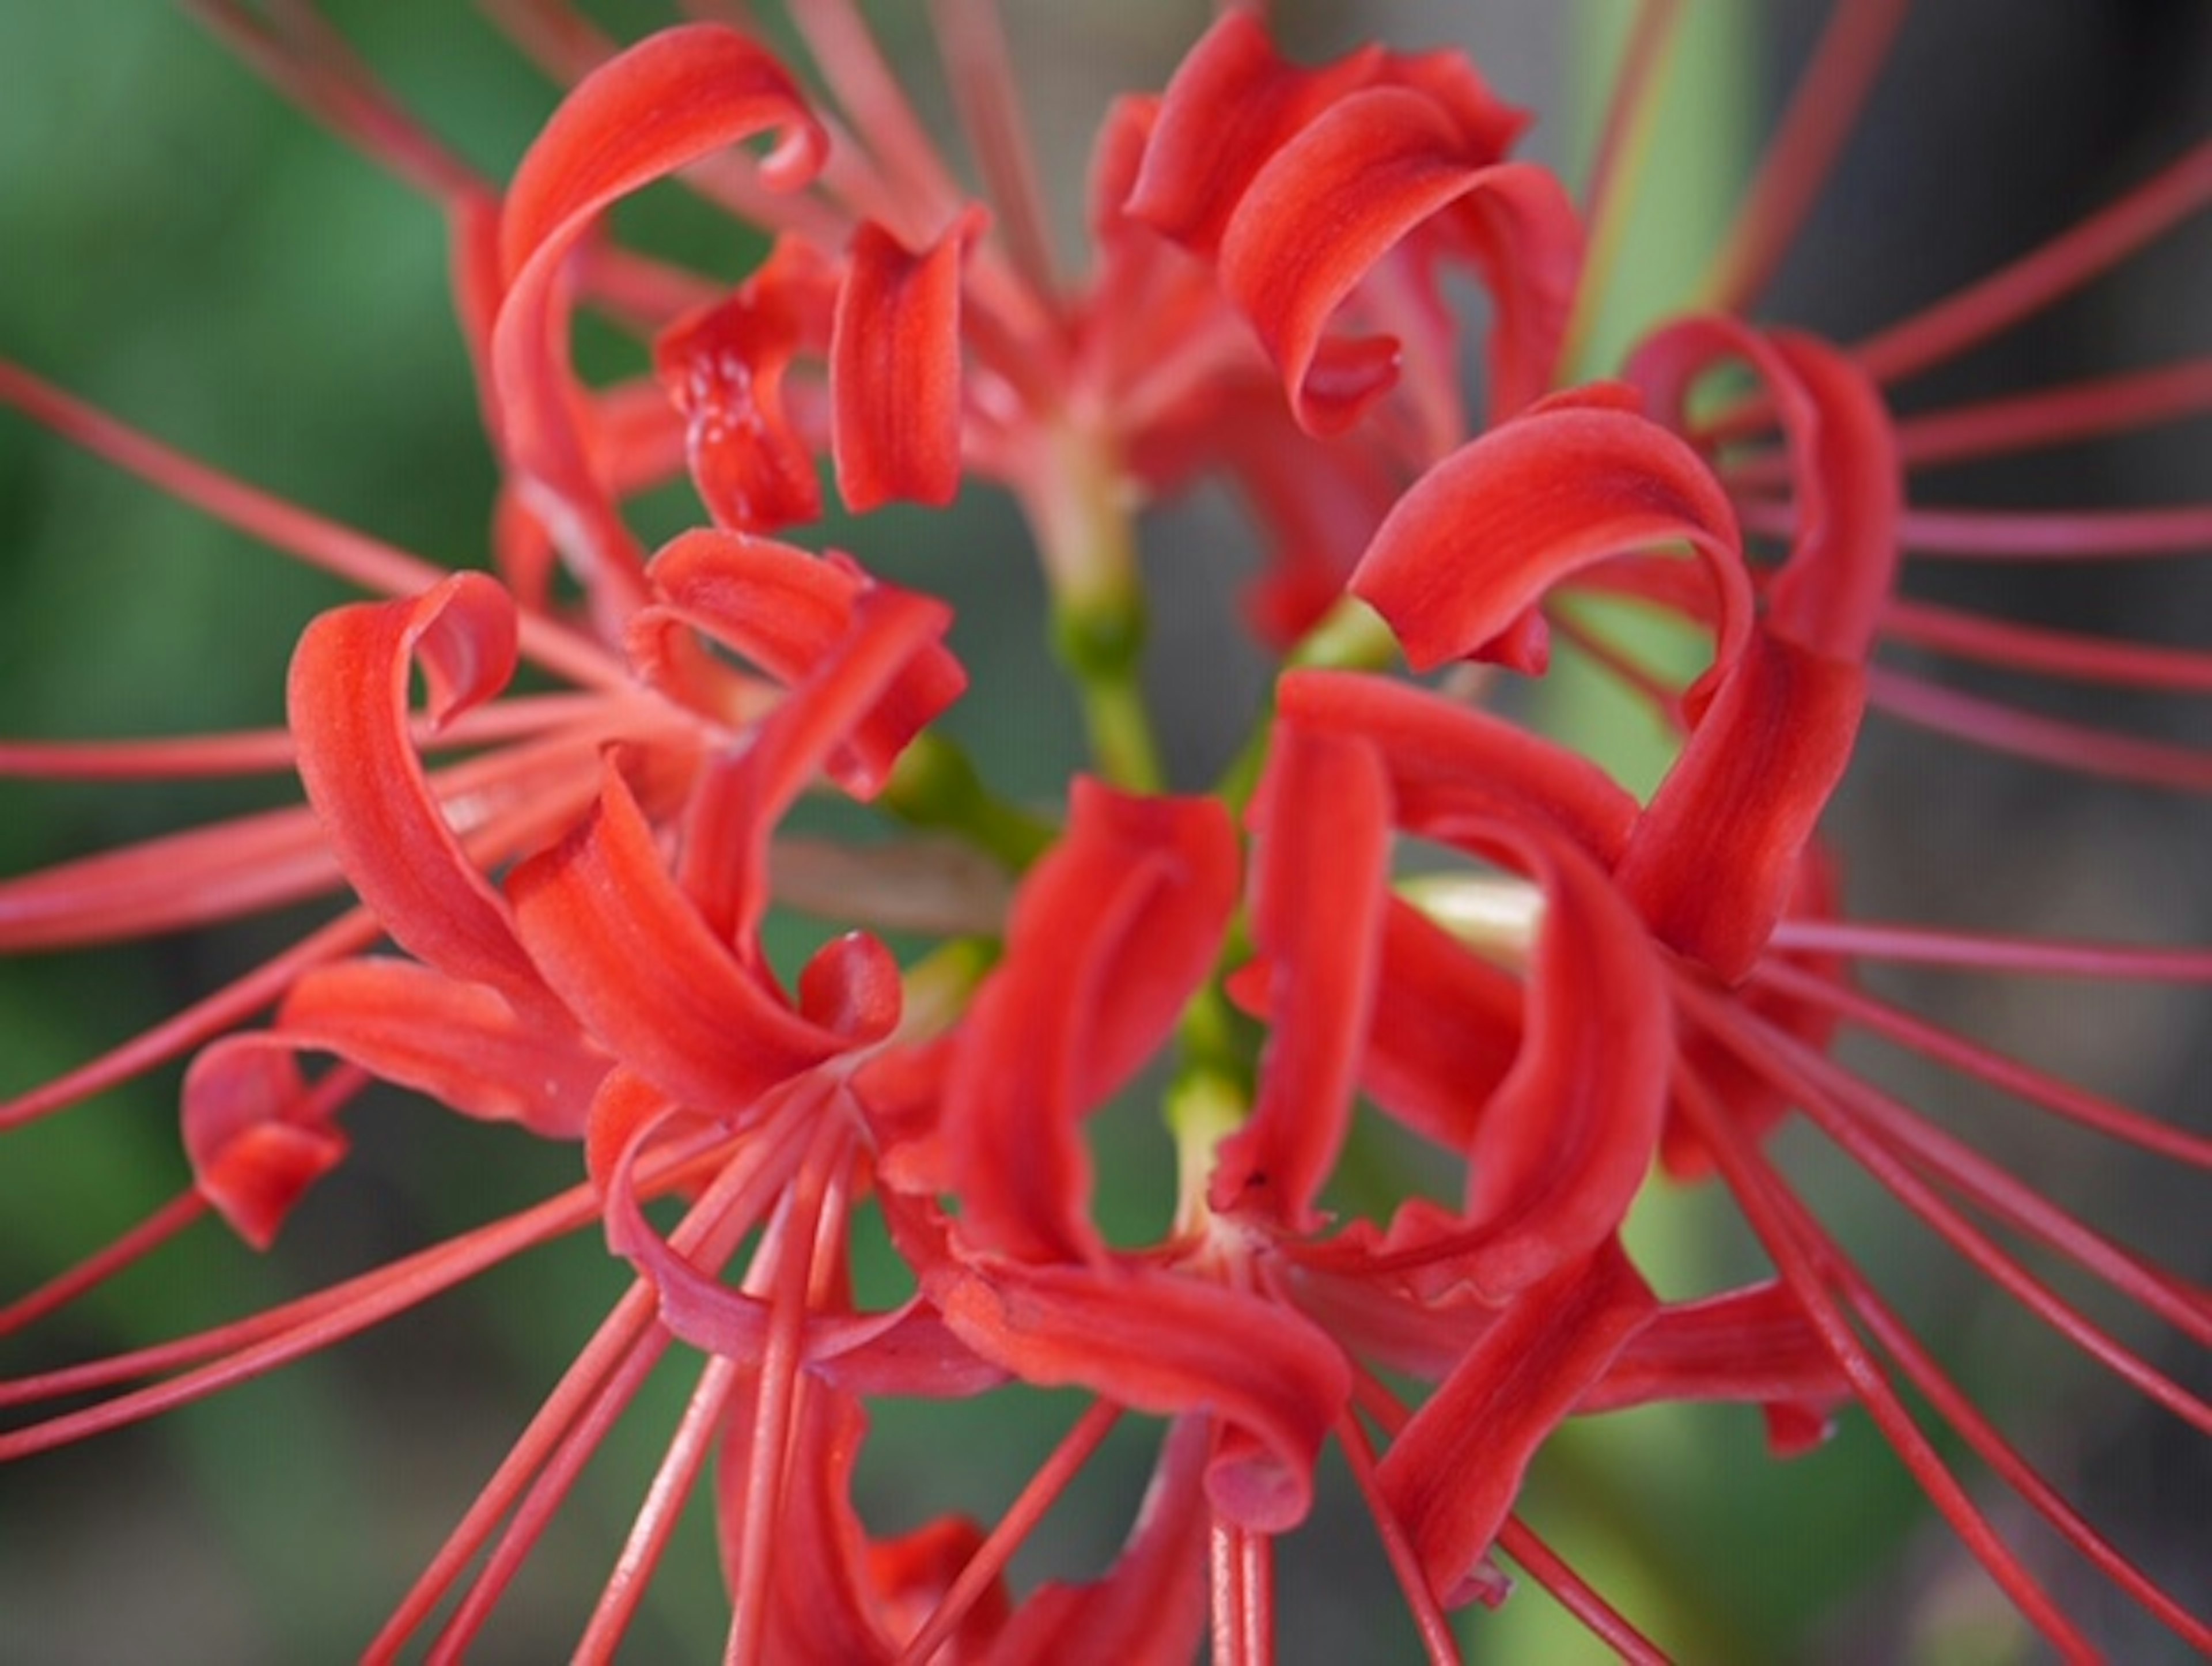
(1701, 0), (1912, 315)
(1332, 1411), (1460, 1666)
(1731, 497), (2212, 558)
(576, 1351), (741, 1663)
(1880, 598), (2212, 692)
(896, 1400), (1123, 1665)
(1753, 957), (2212, 1168)
(0, 362), (624, 690)
(1865, 665), (2212, 790)
(1855, 134), (2212, 385)
(1670, 1066), (2095, 1660)
(369, 1124), (793, 1657)
(0, 1192), (210, 1339)
(1496, 1517), (1669, 1666)
(187, 0), (485, 202)
(928, 0), (1062, 309)
(1768, 917), (2212, 982)
(1694, 993), (2212, 1423)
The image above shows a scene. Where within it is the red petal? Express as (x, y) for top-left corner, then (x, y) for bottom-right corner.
(1123, 11), (1384, 259)
(288, 573), (547, 1005)
(831, 215), (974, 513)
(931, 1258), (1349, 1532)
(505, 761), (860, 1119)
(1278, 669), (1637, 862)
(1450, 821), (1672, 1299)
(653, 238), (838, 535)
(181, 1040), (355, 1248)
(1357, 899), (1523, 1149)
(495, 24), (827, 580)
(1616, 630), (1864, 982)
(1378, 1242), (1656, 1605)
(1210, 723), (1389, 1229)
(273, 956), (606, 1137)
(943, 782), (1238, 1264)
(1219, 88), (1578, 433)
(1351, 399), (1751, 681)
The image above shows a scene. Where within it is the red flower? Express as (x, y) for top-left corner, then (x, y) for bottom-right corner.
(4, 3), (2211, 1660)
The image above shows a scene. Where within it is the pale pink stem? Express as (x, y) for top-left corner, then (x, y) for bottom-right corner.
(1238, 1524), (1274, 1666)
(0, 1192), (210, 1339)
(0, 693), (616, 781)
(1331, 1412), (1461, 1666)
(1866, 664), (2212, 790)
(1732, 496), (2212, 558)
(370, 1122), (798, 1658)
(1692, 991), (2212, 1426)
(1495, 1518), (1669, 1666)
(578, 1351), (742, 1663)
(896, 1400), (1123, 1665)
(1830, 1256), (2212, 1651)
(188, 0), (486, 203)
(927, 0), (1062, 309)
(1880, 597), (2212, 692)
(1753, 957), (2212, 1168)
(1701, 0), (1912, 315)
(0, 362), (626, 691)
(1857, 134), (2212, 386)
(1669, 1066), (2094, 1659)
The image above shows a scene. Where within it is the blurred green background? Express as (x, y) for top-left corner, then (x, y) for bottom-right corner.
(2, 3), (2207, 1661)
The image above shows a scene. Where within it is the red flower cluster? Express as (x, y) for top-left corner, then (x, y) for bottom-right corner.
(4, 3), (2209, 1660)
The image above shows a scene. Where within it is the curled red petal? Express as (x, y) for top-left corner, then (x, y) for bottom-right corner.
(1378, 1242), (1656, 1606)
(1453, 820), (1672, 1299)
(1582, 1279), (1850, 1455)
(831, 214), (975, 514)
(495, 24), (827, 579)
(654, 238), (838, 535)
(1123, 10), (1385, 259)
(931, 1258), (1349, 1533)
(1219, 87), (1579, 434)
(1356, 898), (1523, 1150)
(505, 761), (859, 1119)
(1628, 319), (1900, 663)
(943, 782), (1238, 1265)
(289, 573), (546, 1005)
(274, 957), (605, 1138)
(181, 1039), (354, 1248)
(1616, 629), (1865, 982)
(1279, 669), (1637, 863)
(1210, 723), (1389, 1230)
(1351, 399), (1751, 683)
(640, 531), (967, 800)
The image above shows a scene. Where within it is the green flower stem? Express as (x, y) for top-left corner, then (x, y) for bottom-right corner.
(1214, 593), (1399, 813)
(1024, 422), (1165, 793)
(882, 730), (1057, 872)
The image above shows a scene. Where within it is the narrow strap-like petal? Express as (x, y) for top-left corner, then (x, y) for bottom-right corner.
(943, 781), (1238, 1264)
(288, 573), (548, 1005)
(495, 24), (827, 597)
(1378, 1241), (1656, 1606)
(831, 215), (975, 513)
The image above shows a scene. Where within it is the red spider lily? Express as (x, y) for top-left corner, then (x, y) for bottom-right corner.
(3, 2), (2211, 1661)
